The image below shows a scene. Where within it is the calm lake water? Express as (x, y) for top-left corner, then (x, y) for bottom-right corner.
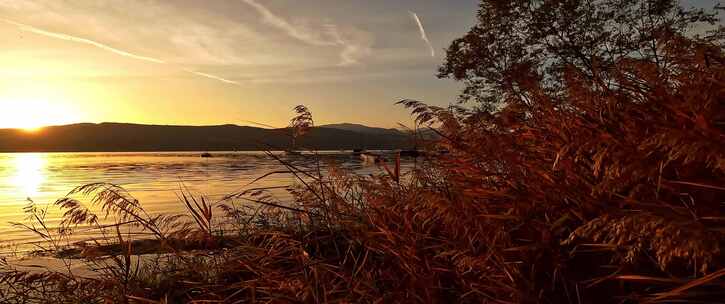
(0, 151), (403, 252)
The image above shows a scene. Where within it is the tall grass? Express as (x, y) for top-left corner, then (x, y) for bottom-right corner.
(3, 61), (724, 304)
(2, 2), (724, 303)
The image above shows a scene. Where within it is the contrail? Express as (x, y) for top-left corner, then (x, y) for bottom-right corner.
(1, 18), (239, 86)
(326, 24), (359, 66)
(241, 0), (364, 66)
(409, 11), (435, 57)
(240, 0), (333, 46)
(183, 69), (239, 85)
(1, 18), (166, 64)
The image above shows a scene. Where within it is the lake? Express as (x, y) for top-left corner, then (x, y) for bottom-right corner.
(0, 151), (406, 253)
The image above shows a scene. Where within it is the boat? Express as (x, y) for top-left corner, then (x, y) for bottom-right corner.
(200, 152), (213, 158)
(399, 149), (423, 158)
(352, 148), (366, 155)
(360, 152), (385, 164)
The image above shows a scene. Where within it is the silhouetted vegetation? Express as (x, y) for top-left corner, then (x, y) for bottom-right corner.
(2, 0), (723, 302)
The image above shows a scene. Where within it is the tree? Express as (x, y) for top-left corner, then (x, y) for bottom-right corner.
(438, 0), (722, 111)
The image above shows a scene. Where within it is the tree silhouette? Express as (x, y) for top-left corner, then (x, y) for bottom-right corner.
(439, 0), (722, 112)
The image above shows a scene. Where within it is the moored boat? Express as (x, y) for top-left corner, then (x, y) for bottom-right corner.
(360, 152), (385, 164)
(352, 148), (366, 155)
(399, 149), (423, 158)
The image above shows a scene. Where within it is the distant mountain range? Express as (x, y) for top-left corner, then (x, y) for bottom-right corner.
(319, 123), (404, 136)
(0, 122), (415, 152)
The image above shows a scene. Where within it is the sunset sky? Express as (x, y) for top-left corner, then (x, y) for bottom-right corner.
(0, 0), (720, 129)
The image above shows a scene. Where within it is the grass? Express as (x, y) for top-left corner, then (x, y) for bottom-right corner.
(2, 126), (722, 303)
(2, 1), (724, 302)
(2, 92), (724, 302)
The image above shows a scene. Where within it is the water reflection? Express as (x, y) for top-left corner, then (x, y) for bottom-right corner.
(11, 153), (46, 199)
(0, 152), (413, 251)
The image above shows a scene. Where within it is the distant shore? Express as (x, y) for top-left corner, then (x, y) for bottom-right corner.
(0, 122), (415, 153)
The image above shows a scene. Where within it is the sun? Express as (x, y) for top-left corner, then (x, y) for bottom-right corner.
(0, 82), (83, 130)
(0, 98), (81, 131)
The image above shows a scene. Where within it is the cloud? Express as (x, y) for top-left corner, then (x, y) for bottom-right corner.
(1, 18), (166, 64)
(1, 18), (239, 86)
(0, 1), (448, 86)
(241, 0), (371, 66)
(240, 0), (332, 47)
(325, 24), (372, 66)
(409, 11), (435, 57)
(183, 69), (239, 85)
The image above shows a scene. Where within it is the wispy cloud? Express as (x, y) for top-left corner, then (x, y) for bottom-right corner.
(325, 24), (370, 66)
(1, 18), (239, 85)
(1, 18), (166, 63)
(409, 11), (435, 57)
(241, 0), (371, 66)
(240, 0), (332, 46)
(183, 69), (239, 85)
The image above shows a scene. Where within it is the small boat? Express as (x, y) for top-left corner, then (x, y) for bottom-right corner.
(360, 152), (385, 164)
(352, 148), (366, 155)
(200, 152), (213, 158)
(399, 149), (423, 158)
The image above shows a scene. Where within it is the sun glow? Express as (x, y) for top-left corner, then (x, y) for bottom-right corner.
(0, 98), (81, 131)
(11, 153), (47, 198)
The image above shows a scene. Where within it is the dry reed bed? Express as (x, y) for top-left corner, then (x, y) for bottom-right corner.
(2, 0), (725, 302)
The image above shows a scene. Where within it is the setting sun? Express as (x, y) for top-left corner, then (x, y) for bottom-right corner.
(0, 1), (722, 302)
(0, 98), (81, 131)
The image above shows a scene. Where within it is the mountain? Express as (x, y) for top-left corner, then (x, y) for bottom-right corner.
(0, 122), (412, 152)
(320, 123), (403, 136)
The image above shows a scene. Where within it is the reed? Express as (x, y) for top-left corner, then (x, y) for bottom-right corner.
(2, 0), (723, 302)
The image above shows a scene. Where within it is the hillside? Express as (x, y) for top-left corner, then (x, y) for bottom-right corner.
(320, 123), (403, 136)
(0, 123), (411, 152)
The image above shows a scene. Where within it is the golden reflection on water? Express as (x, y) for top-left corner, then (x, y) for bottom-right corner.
(11, 153), (47, 199)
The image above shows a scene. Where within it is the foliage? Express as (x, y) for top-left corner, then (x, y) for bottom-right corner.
(439, 0), (722, 109)
(289, 105), (314, 149)
(2, 1), (724, 303)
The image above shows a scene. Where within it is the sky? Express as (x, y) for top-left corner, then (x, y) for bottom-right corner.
(0, 0), (720, 129)
(0, 0), (480, 129)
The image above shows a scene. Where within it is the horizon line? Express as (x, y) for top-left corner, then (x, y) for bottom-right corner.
(0, 121), (400, 131)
